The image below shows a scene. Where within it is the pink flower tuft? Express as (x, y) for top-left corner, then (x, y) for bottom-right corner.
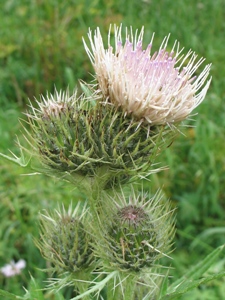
(83, 25), (211, 125)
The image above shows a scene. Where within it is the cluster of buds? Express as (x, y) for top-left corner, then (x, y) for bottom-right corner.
(37, 189), (174, 298)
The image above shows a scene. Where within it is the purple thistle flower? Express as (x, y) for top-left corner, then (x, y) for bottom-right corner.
(83, 25), (211, 125)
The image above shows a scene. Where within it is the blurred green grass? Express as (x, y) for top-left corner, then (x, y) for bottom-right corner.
(0, 0), (225, 299)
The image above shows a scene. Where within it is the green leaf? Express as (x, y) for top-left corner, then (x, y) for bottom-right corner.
(0, 289), (23, 300)
(159, 245), (225, 300)
(79, 80), (96, 108)
(170, 245), (224, 289)
(54, 293), (66, 300)
(79, 81), (93, 98)
(160, 271), (225, 300)
(0, 137), (31, 167)
(27, 276), (45, 300)
(158, 274), (169, 298)
(0, 151), (30, 167)
(71, 271), (118, 300)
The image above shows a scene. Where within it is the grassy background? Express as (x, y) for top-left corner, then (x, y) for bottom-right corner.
(0, 0), (225, 299)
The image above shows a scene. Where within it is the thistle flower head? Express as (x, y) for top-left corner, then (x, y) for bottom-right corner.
(37, 202), (95, 274)
(96, 188), (175, 273)
(24, 89), (175, 189)
(83, 25), (211, 125)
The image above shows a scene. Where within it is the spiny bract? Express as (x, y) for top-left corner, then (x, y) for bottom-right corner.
(25, 90), (176, 187)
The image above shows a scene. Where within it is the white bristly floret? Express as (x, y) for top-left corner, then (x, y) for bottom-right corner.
(83, 24), (212, 125)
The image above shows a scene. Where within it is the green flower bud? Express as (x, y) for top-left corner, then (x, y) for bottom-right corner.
(24, 88), (177, 189)
(37, 203), (95, 274)
(96, 188), (175, 273)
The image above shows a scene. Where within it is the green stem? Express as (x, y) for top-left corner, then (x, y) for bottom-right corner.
(123, 277), (135, 300)
(77, 283), (91, 300)
(106, 273), (136, 300)
(106, 274), (122, 300)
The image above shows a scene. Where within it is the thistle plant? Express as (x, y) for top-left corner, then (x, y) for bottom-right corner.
(0, 24), (218, 300)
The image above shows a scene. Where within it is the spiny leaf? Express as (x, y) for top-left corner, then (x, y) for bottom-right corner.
(0, 137), (31, 167)
(0, 289), (23, 300)
(160, 245), (225, 300)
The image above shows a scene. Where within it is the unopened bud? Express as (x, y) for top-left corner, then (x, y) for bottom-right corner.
(97, 189), (175, 273)
(24, 89), (176, 189)
(37, 203), (94, 274)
